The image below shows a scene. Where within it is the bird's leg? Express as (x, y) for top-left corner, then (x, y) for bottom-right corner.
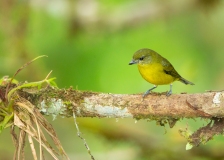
(166, 84), (172, 96)
(143, 85), (157, 98)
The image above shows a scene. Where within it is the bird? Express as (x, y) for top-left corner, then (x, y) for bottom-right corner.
(129, 48), (194, 97)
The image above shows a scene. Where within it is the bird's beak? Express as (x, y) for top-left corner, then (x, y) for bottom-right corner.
(129, 59), (138, 65)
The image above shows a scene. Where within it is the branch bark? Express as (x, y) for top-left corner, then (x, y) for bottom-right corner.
(19, 87), (224, 119)
(1, 84), (224, 152)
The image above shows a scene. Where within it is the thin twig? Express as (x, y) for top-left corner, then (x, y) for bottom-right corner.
(5, 55), (48, 100)
(73, 110), (95, 160)
(11, 126), (18, 160)
(27, 126), (38, 160)
(34, 112), (42, 160)
(18, 129), (26, 160)
(206, 90), (224, 92)
(14, 113), (60, 160)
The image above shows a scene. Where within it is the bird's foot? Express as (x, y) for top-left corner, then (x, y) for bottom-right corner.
(143, 85), (157, 98)
(166, 90), (172, 96)
(142, 90), (150, 98)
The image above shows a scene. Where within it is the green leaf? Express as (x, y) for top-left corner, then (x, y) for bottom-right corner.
(0, 113), (13, 134)
(186, 143), (193, 150)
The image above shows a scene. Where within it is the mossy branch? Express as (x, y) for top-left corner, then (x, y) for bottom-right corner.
(1, 80), (224, 155)
(22, 87), (224, 150)
(27, 87), (223, 119)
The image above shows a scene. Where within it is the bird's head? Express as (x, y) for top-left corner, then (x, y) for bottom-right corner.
(129, 48), (156, 65)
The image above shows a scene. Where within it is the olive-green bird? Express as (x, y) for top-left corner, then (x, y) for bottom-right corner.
(129, 48), (194, 97)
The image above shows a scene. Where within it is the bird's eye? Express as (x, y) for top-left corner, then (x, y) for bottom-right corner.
(139, 57), (144, 60)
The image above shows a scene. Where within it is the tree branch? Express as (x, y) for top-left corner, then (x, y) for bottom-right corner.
(23, 87), (224, 150)
(1, 84), (224, 154)
(24, 87), (223, 119)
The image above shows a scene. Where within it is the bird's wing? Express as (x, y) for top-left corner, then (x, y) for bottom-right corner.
(161, 59), (181, 79)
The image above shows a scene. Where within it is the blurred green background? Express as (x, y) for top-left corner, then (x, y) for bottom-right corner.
(0, 0), (224, 159)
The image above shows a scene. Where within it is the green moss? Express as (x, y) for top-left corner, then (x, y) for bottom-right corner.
(134, 114), (179, 128)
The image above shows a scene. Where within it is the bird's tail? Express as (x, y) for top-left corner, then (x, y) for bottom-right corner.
(179, 77), (194, 85)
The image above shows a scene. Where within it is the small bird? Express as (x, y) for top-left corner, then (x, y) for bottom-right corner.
(129, 48), (194, 97)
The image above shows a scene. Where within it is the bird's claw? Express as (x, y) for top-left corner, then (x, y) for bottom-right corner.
(166, 90), (172, 96)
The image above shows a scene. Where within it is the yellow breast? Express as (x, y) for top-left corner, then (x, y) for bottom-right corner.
(138, 63), (175, 85)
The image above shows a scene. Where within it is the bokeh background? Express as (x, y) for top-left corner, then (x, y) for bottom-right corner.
(0, 0), (224, 159)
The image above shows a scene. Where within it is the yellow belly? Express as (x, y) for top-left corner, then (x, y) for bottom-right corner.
(138, 63), (175, 85)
